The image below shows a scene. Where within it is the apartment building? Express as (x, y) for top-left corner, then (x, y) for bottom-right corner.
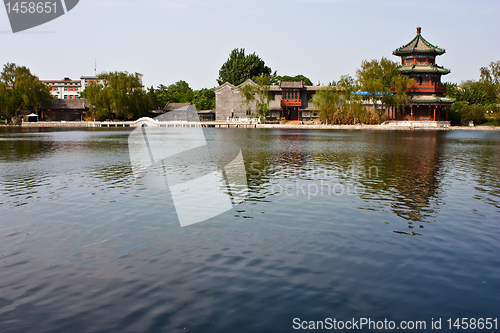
(41, 76), (99, 100)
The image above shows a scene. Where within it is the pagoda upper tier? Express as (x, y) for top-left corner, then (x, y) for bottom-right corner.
(393, 27), (445, 56)
(393, 27), (450, 76)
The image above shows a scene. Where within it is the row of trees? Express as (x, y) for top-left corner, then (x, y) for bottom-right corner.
(446, 61), (500, 125)
(222, 47), (499, 126)
(147, 81), (215, 112)
(2, 54), (498, 124)
(83, 75), (217, 121)
(0, 63), (218, 122)
(314, 59), (499, 126)
(223, 51), (414, 124)
(216, 49), (417, 124)
(313, 58), (413, 125)
(0, 63), (51, 120)
(313, 75), (380, 125)
(216, 48), (315, 87)
(145, 48), (317, 118)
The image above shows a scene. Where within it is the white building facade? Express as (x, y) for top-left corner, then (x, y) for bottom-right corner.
(42, 76), (99, 100)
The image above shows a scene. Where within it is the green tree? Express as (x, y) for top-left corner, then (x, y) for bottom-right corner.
(165, 80), (194, 103)
(153, 81), (214, 110)
(337, 75), (362, 124)
(278, 75), (313, 86)
(356, 57), (400, 122)
(192, 88), (215, 110)
(147, 85), (158, 111)
(447, 80), (497, 106)
(155, 84), (169, 108)
(0, 63), (51, 119)
(217, 48), (272, 86)
(457, 104), (486, 126)
(391, 75), (414, 115)
(312, 85), (340, 124)
(480, 60), (500, 85)
(81, 71), (148, 120)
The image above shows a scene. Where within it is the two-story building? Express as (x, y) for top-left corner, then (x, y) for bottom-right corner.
(42, 78), (82, 100)
(42, 76), (100, 100)
(215, 79), (324, 121)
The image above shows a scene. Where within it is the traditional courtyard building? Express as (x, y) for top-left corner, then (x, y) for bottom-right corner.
(215, 79), (322, 121)
(39, 99), (88, 121)
(391, 27), (454, 121)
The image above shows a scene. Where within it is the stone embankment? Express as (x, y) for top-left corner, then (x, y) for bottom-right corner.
(17, 120), (500, 131)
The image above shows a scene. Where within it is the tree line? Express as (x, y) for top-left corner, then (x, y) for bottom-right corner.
(312, 58), (414, 125)
(1, 51), (498, 124)
(446, 61), (500, 126)
(83, 75), (217, 121)
(221, 48), (499, 126)
(221, 50), (414, 125)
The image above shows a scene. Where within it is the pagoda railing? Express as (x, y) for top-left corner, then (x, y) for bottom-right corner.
(407, 82), (447, 94)
(281, 99), (302, 107)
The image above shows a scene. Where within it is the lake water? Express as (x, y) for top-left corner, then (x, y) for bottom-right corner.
(0, 127), (499, 332)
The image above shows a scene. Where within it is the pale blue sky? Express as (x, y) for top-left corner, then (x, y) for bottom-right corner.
(1, 0), (499, 90)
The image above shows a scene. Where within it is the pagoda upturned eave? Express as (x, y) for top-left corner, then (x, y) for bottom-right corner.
(399, 64), (450, 75)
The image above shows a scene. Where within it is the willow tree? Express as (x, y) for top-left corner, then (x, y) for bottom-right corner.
(82, 71), (148, 120)
(391, 75), (414, 116)
(356, 57), (400, 123)
(480, 60), (500, 85)
(312, 85), (340, 124)
(337, 75), (365, 124)
(0, 63), (51, 119)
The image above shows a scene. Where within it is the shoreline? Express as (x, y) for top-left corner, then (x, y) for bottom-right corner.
(2, 121), (499, 131)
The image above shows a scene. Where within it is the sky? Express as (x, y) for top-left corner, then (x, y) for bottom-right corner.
(1, 0), (499, 90)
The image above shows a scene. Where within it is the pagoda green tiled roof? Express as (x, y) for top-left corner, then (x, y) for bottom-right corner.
(409, 95), (455, 104)
(399, 64), (450, 75)
(393, 28), (445, 56)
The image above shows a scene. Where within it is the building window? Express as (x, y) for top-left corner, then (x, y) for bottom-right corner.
(246, 110), (251, 116)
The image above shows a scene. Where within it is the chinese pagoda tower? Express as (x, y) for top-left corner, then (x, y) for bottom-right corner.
(392, 27), (454, 121)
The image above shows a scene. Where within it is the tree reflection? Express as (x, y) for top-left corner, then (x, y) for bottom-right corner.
(230, 129), (447, 227)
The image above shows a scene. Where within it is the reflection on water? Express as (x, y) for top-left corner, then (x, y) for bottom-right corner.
(0, 127), (499, 332)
